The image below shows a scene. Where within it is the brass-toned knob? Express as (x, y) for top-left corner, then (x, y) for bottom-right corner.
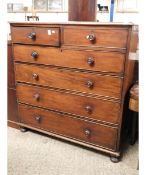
(86, 34), (96, 41)
(87, 57), (94, 66)
(84, 129), (91, 137)
(31, 51), (38, 59)
(28, 32), (36, 40)
(85, 105), (92, 113)
(86, 81), (94, 89)
(33, 93), (40, 101)
(35, 116), (41, 123)
(32, 73), (39, 80)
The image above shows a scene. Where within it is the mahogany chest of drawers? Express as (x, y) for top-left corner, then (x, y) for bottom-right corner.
(10, 22), (136, 162)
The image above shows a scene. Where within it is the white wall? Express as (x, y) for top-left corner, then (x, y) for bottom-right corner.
(7, 11), (139, 23)
(7, 0), (139, 34)
(7, 12), (68, 22)
(7, 0), (139, 23)
(7, 0), (32, 7)
(97, 12), (139, 24)
(97, 0), (139, 23)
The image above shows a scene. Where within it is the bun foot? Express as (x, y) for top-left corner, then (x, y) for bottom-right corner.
(20, 127), (27, 132)
(110, 156), (120, 163)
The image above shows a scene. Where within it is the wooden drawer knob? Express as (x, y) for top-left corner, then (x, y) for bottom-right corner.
(87, 57), (94, 66)
(84, 129), (91, 137)
(28, 32), (36, 40)
(85, 105), (92, 113)
(31, 51), (39, 59)
(86, 34), (96, 41)
(33, 93), (40, 101)
(86, 81), (94, 89)
(35, 116), (41, 123)
(32, 73), (39, 80)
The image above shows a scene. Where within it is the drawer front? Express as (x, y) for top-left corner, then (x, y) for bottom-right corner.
(17, 84), (121, 124)
(14, 45), (125, 73)
(15, 63), (123, 99)
(18, 104), (117, 150)
(63, 27), (128, 48)
(11, 27), (60, 46)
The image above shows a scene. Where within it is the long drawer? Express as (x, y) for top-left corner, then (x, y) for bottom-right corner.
(63, 27), (128, 48)
(15, 63), (123, 99)
(16, 84), (121, 124)
(11, 27), (60, 46)
(13, 45), (125, 74)
(18, 104), (118, 150)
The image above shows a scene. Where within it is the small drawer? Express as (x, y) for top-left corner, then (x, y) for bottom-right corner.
(18, 104), (118, 150)
(15, 63), (123, 99)
(13, 45), (125, 73)
(17, 84), (121, 124)
(63, 27), (128, 48)
(11, 27), (60, 46)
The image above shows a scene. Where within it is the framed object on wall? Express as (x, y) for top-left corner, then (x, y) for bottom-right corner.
(33, 0), (48, 12)
(116, 0), (138, 13)
(48, 0), (63, 11)
(12, 3), (24, 12)
(7, 3), (13, 13)
(7, 0), (65, 13)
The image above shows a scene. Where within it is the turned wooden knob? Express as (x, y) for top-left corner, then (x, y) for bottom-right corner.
(28, 32), (36, 40)
(33, 93), (40, 101)
(35, 116), (41, 123)
(31, 51), (38, 59)
(32, 73), (39, 80)
(87, 57), (94, 66)
(84, 129), (91, 137)
(86, 81), (94, 89)
(85, 105), (92, 113)
(86, 34), (96, 41)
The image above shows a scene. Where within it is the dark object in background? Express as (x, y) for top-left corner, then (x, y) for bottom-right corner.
(129, 83), (139, 145)
(97, 4), (108, 12)
(27, 16), (39, 21)
(68, 0), (97, 21)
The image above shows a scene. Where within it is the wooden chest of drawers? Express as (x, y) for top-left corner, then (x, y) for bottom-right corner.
(10, 22), (136, 162)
